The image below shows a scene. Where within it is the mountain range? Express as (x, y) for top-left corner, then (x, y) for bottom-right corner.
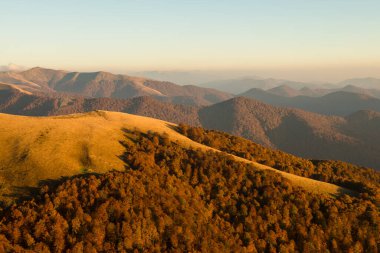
(201, 77), (380, 95)
(0, 82), (200, 125)
(0, 67), (232, 106)
(244, 84), (380, 99)
(240, 88), (380, 116)
(1, 82), (380, 170)
(3, 67), (380, 116)
(201, 77), (316, 94)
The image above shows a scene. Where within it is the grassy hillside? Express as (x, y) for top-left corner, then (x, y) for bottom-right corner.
(0, 111), (353, 205)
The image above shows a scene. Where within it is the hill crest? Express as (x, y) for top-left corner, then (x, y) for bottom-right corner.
(0, 111), (351, 203)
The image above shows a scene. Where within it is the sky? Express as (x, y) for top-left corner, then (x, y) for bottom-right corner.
(1, 0), (380, 82)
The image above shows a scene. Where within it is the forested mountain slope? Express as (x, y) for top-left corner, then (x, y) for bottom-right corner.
(0, 113), (378, 252)
(199, 97), (380, 169)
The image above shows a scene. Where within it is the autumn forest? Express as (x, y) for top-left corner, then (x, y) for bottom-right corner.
(0, 128), (378, 252)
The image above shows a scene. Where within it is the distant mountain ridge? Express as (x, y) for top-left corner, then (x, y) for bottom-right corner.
(338, 77), (380, 89)
(200, 76), (380, 95)
(200, 77), (314, 94)
(0, 83), (200, 125)
(0, 67), (233, 106)
(262, 84), (380, 99)
(3, 67), (380, 110)
(240, 88), (380, 116)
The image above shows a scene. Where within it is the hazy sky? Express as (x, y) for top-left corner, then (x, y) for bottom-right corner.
(1, 0), (380, 82)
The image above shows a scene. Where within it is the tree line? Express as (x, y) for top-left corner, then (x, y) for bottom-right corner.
(177, 124), (380, 203)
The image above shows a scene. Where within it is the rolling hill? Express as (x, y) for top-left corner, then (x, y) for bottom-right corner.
(0, 67), (233, 106)
(0, 111), (349, 201)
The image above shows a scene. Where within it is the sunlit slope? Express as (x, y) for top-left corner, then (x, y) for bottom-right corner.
(0, 82), (33, 95)
(0, 112), (126, 194)
(0, 111), (349, 200)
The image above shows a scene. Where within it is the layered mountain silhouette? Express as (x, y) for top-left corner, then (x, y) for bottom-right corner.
(201, 76), (380, 95)
(335, 85), (380, 99)
(199, 97), (380, 169)
(240, 88), (380, 116)
(260, 84), (380, 99)
(1, 84), (380, 169)
(0, 67), (232, 106)
(338, 77), (380, 89)
(0, 83), (200, 125)
(201, 77), (313, 94)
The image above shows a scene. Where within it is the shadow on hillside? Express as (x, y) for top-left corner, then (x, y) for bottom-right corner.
(2, 186), (40, 202)
(166, 124), (181, 134)
(2, 128), (145, 207)
(336, 186), (359, 198)
(1, 126), (362, 209)
(166, 124), (361, 198)
(118, 128), (166, 171)
(1, 173), (101, 207)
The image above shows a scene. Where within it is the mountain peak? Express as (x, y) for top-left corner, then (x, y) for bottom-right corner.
(229, 96), (262, 105)
(267, 85), (299, 97)
(0, 66), (232, 106)
(21, 66), (67, 76)
(25, 66), (52, 72)
(342, 84), (359, 89)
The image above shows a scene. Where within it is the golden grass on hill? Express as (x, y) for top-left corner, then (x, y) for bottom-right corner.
(0, 111), (348, 202)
